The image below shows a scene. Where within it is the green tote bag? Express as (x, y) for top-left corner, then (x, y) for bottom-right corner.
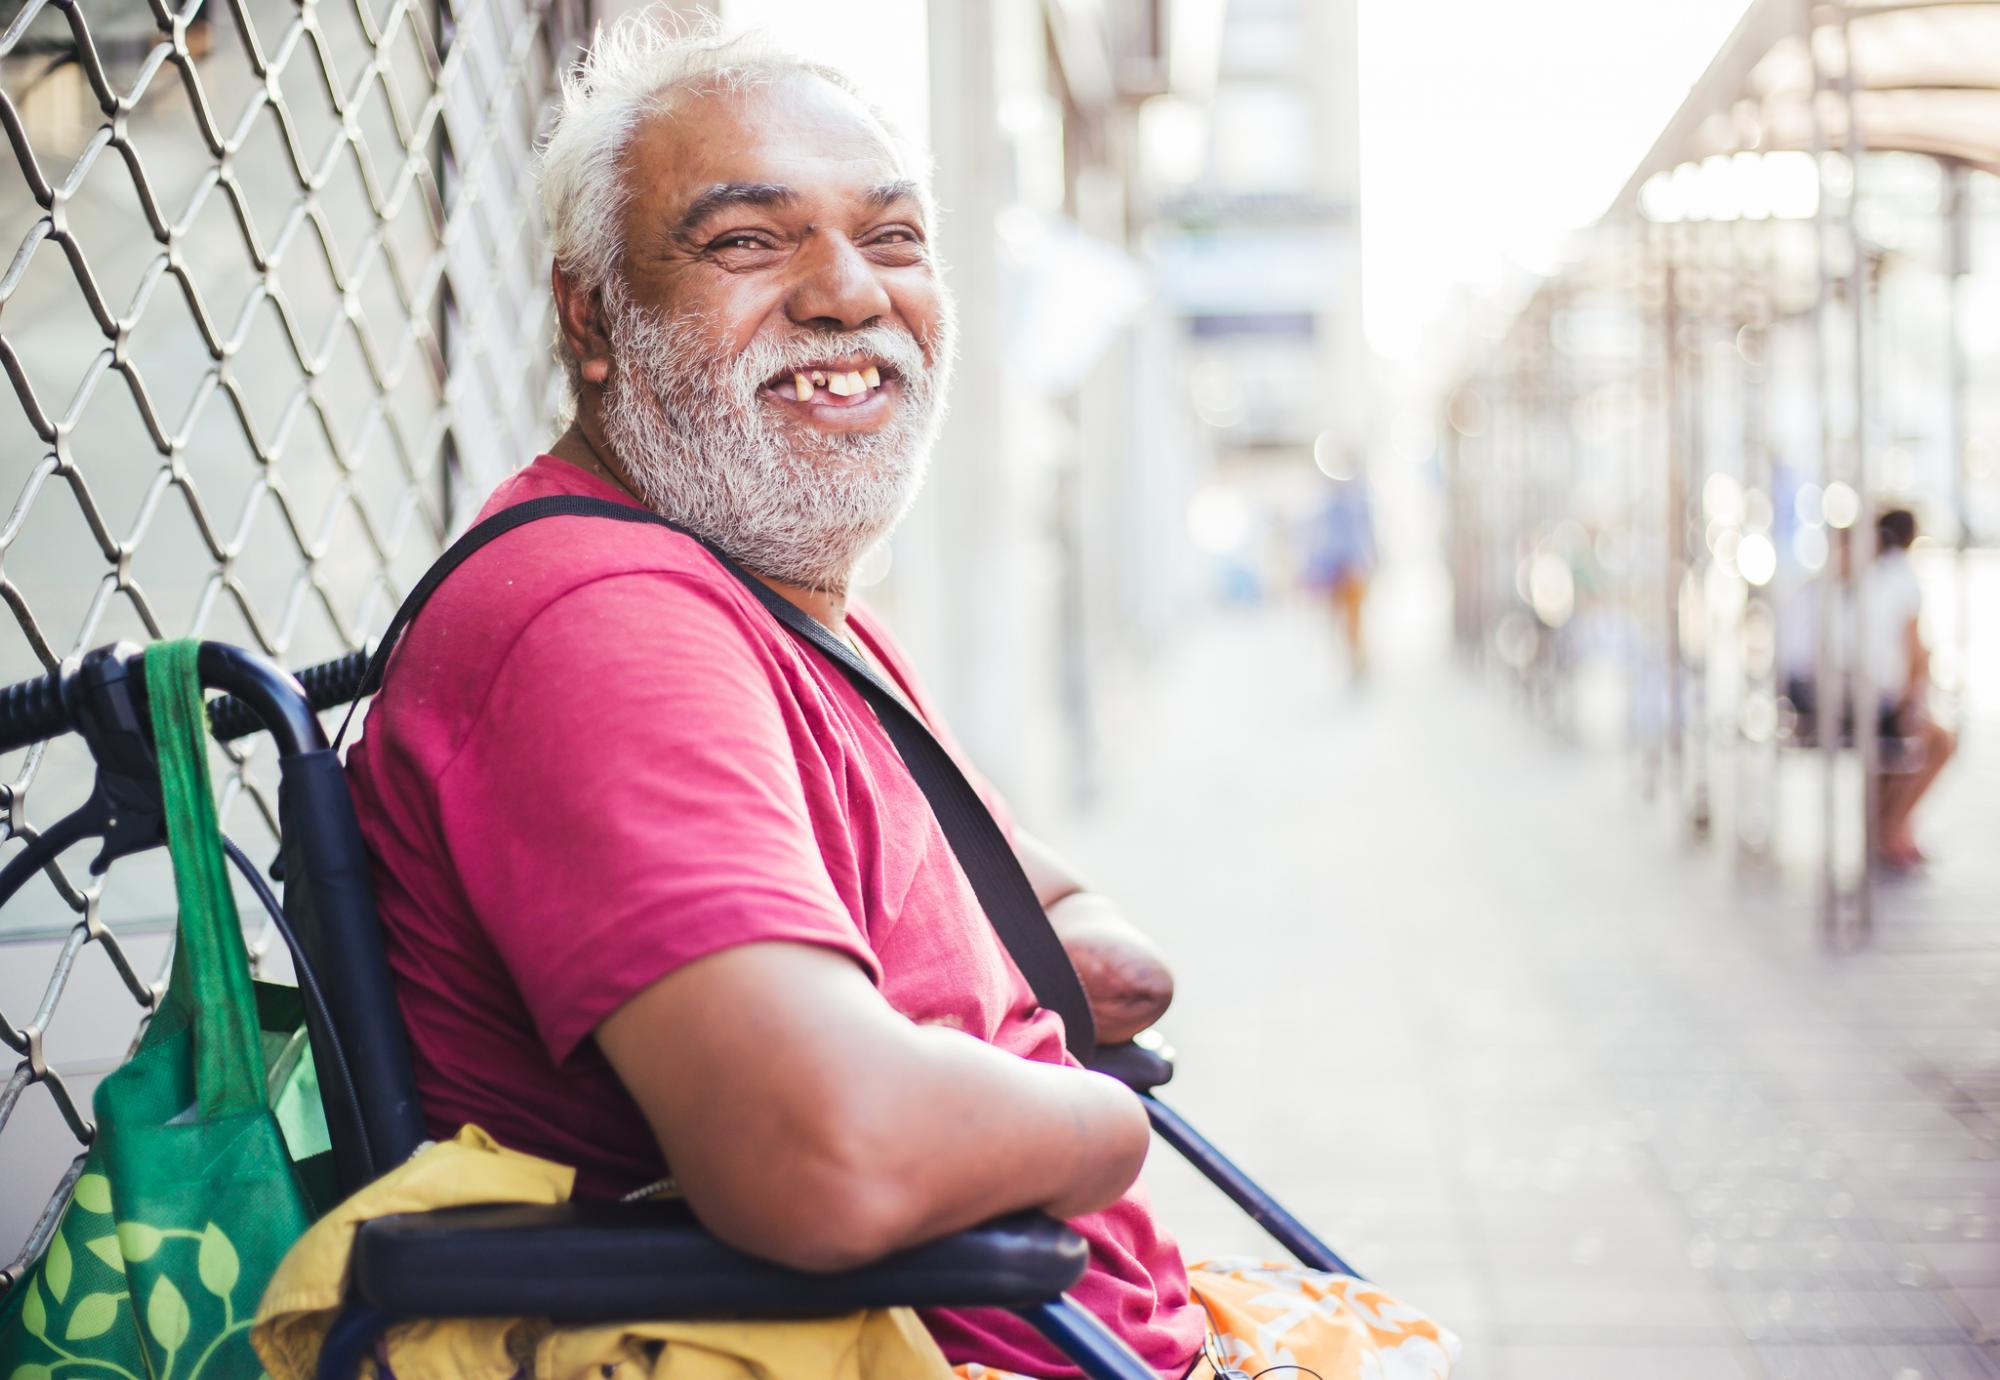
(0, 641), (321, 1380)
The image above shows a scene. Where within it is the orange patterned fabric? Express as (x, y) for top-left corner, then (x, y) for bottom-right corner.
(952, 1259), (1458, 1380)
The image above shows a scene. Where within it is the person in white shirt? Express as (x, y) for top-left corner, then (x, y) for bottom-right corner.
(1776, 509), (1954, 868)
(1869, 509), (1955, 867)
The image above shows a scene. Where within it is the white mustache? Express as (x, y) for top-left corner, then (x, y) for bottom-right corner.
(733, 324), (932, 400)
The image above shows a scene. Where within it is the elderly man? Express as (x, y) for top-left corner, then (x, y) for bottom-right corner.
(347, 16), (1454, 1379)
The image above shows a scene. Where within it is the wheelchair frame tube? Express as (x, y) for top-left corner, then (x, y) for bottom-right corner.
(1019, 1295), (1163, 1380)
(1142, 1094), (1361, 1279)
(193, 643), (326, 757)
(315, 1304), (390, 1380)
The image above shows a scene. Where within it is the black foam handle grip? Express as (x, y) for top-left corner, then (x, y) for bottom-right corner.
(0, 671), (64, 753)
(1, 649), (371, 755)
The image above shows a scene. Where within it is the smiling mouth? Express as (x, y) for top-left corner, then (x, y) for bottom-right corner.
(761, 360), (900, 410)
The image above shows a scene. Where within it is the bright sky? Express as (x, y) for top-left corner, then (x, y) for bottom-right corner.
(714, 0), (1757, 367)
(1356, 0), (1754, 361)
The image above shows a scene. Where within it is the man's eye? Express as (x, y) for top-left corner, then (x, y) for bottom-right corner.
(870, 228), (923, 248)
(708, 233), (773, 252)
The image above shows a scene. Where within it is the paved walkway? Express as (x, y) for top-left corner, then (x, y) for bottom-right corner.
(1057, 596), (2000, 1380)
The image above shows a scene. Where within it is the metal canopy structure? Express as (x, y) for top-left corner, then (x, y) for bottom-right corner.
(1612, 0), (2000, 200)
(1443, 0), (2000, 945)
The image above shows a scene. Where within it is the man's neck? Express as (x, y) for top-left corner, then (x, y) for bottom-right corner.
(753, 574), (848, 633)
(547, 422), (849, 632)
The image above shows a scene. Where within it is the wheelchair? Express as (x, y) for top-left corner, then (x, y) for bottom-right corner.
(0, 640), (1359, 1380)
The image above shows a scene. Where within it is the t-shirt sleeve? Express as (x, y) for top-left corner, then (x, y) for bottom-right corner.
(435, 572), (881, 1063)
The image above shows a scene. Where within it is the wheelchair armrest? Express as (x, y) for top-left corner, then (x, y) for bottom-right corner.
(350, 1199), (1088, 1322)
(1086, 1035), (1175, 1093)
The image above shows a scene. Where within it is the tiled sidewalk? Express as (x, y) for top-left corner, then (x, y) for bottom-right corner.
(1059, 601), (2000, 1380)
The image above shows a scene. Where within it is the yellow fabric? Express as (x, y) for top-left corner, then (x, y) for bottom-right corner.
(250, 1126), (953, 1380)
(954, 1259), (1460, 1380)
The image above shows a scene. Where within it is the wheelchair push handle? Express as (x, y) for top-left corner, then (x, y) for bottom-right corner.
(0, 646), (368, 756)
(0, 665), (67, 752)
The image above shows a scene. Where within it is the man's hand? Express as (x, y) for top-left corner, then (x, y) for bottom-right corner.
(1046, 892), (1175, 1045)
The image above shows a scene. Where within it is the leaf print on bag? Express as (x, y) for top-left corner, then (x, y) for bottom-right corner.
(71, 1176), (112, 1215)
(43, 1237), (70, 1305)
(146, 1278), (190, 1353)
(19, 1281), (45, 1341)
(9, 1363), (54, 1380)
(195, 1226), (237, 1301)
(84, 1236), (126, 1272)
(115, 1223), (161, 1261)
(63, 1292), (121, 1342)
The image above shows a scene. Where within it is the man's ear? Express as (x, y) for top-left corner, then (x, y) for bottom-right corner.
(552, 264), (612, 386)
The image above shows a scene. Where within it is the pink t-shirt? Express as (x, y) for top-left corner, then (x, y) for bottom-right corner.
(345, 456), (1203, 1377)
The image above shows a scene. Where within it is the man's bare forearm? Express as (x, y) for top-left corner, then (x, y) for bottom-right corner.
(599, 942), (1149, 1272)
(851, 1023), (1151, 1245)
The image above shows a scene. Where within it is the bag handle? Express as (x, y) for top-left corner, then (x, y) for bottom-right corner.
(145, 638), (265, 1117)
(344, 494), (1097, 1062)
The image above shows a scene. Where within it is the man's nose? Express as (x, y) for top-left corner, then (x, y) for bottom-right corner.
(784, 231), (893, 332)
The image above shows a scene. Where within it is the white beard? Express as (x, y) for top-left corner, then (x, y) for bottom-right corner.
(597, 277), (955, 593)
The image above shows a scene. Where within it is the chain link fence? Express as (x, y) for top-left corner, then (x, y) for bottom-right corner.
(0, 0), (591, 1280)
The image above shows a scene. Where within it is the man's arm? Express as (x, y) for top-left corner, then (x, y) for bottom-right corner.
(1013, 831), (1174, 1046)
(596, 941), (1151, 1273)
(1901, 617), (1928, 708)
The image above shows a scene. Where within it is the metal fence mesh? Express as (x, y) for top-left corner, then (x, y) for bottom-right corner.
(0, 0), (589, 1279)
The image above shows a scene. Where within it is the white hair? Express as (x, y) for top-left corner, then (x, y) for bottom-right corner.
(537, 8), (922, 304)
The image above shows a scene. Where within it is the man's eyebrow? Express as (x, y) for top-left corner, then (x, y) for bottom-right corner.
(670, 182), (798, 242)
(863, 179), (923, 213)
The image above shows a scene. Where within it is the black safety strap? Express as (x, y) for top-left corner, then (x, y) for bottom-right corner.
(337, 494), (1097, 1061)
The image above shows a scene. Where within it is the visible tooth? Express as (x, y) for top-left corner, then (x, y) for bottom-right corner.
(826, 371), (858, 397)
(811, 369), (827, 387)
(793, 372), (813, 402)
(862, 365), (881, 388)
(846, 370), (866, 393)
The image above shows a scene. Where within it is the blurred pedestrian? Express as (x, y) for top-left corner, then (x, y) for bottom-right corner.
(1869, 509), (1955, 868)
(1778, 510), (1955, 869)
(1303, 464), (1377, 675)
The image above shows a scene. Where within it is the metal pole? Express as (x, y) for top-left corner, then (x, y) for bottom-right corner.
(1641, 220), (1669, 803)
(1804, 0), (1842, 942)
(1685, 218), (1712, 841)
(1664, 238), (1686, 803)
(1945, 159), (1972, 754)
(1737, 174), (1776, 861)
(1840, 7), (1876, 940)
